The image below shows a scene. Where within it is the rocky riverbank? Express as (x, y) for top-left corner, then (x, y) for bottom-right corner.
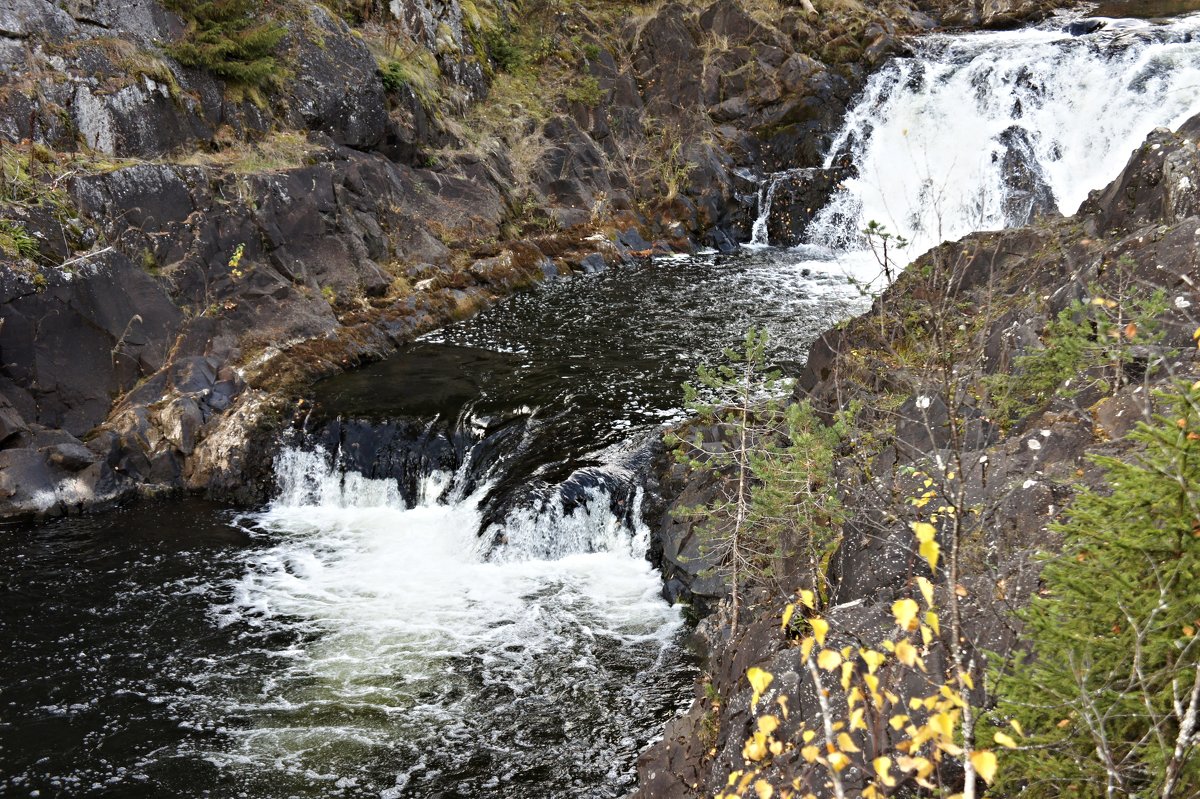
(635, 109), (1200, 797)
(0, 0), (1067, 518)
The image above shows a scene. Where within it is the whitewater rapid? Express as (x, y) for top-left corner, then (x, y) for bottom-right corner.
(205, 445), (683, 795)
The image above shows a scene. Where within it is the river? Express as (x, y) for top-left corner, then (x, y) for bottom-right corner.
(3, 9), (1199, 798)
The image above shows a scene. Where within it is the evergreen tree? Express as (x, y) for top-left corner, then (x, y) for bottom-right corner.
(992, 382), (1200, 798)
(164, 0), (286, 89)
(669, 329), (846, 628)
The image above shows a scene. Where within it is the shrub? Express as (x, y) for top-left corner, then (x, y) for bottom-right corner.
(163, 0), (287, 89)
(485, 27), (522, 72)
(564, 74), (604, 106)
(985, 282), (1168, 423)
(668, 329), (847, 627)
(0, 220), (38, 260)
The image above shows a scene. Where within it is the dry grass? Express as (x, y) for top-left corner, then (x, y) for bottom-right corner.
(175, 131), (319, 174)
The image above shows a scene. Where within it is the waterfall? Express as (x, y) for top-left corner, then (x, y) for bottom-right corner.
(800, 13), (1200, 262)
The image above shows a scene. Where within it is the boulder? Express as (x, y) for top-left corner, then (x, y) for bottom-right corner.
(997, 125), (1057, 226)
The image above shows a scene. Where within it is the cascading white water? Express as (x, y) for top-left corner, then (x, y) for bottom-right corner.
(804, 13), (1200, 262)
(205, 445), (682, 793)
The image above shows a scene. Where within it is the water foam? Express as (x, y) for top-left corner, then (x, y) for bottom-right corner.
(204, 446), (684, 793)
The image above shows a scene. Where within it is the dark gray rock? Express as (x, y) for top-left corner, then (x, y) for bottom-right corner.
(0, 396), (28, 446)
(0, 448), (59, 511)
(578, 253), (607, 274)
(1066, 18), (1106, 35)
(46, 441), (98, 471)
(997, 125), (1057, 226)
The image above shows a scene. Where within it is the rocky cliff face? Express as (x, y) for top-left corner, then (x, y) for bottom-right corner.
(635, 113), (1200, 798)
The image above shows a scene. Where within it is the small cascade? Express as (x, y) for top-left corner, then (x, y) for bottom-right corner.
(749, 170), (786, 245)
(805, 13), (1200, 262)
(751, 167), (855, 248)
(264, 429), (655, 565)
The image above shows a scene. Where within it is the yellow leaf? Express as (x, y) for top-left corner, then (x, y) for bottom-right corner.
(801, 744), (820, 763)
(897, 755), (934, 778)
(827, 751), (850, 772)
(920, 538), (941, 571)
(1184, 625), (1196, 638)
(911, 521), (937, 543)
(801, 636), (815, 663)
(777, 695), (789, 719)
(861, 648), (886, 674)
(781, 603), (795, 632)
(817, 648), (843, 671)
(744, 735), (768, 761)
(800, 589), (815, 609)
(995, 732), (1018, 749)
(917, 576), (935, 608)
(895, 638), (918, 667)
(959, 669), (974, 690)
(926, 610), (940, 635)
(802, 729), (816, 743)
(1010, 719), (1024, 737)
(837, 732), (861, 753)
(850, 707), (867, 731)
(863, 785), (880, 799)
(755, 779), (774, 799)
(748, 667), (774, 709)
(889, 714), (909, 731)
(758, 715), (780, 735)
(940, 683), (966, 707)
(940, 740), (964, 757)
(864, 674), (882, 707)
(892, 598), (920, 630)
(810, 617), (829, 645)
(971, 750), (998, 784)
(929, 711), (955, 740)
(874, 756), (897, 787)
